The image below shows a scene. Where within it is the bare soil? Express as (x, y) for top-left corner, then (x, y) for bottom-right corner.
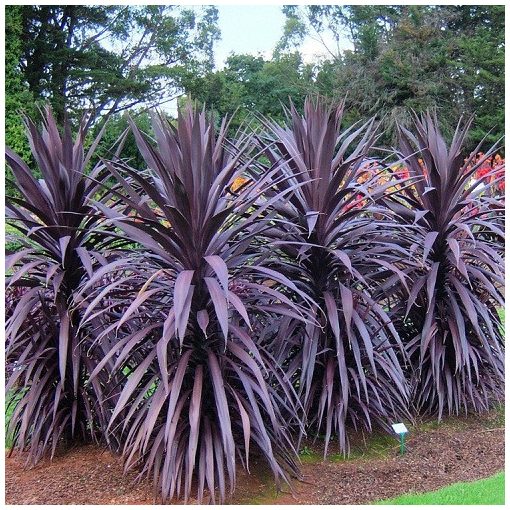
(5, 410), (504, 505)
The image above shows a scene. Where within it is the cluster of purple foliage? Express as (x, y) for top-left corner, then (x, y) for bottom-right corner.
(5, 99), (504, 503)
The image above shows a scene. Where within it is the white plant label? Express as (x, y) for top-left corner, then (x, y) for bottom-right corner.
(391, 423), (408, 435)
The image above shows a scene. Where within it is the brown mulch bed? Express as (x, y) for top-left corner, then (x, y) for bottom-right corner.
(256, 426), (505, 505)
(5, 412), (504, 505)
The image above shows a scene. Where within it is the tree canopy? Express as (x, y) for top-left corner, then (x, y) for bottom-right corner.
(16, 5), (219, 125)
(181, 52), (317, 131)
(275, 4), (504, 149)
(5, 4), (504, 152)
(5, 5), (35, 162)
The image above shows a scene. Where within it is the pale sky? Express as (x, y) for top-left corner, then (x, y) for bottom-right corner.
(214, 4), (353, 68)
(215, 5), (286, 66)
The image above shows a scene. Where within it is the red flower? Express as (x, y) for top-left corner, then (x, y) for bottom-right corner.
(475, 165), (491, 181)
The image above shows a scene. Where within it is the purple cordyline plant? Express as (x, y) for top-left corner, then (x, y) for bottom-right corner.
(253, 98), (414, 456)
(5, 108), (125, 464)
(389, 112), (505, 418)
(77, 104), (316, 503)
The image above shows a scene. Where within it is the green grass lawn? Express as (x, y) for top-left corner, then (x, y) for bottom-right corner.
(377, 472), (505, 505)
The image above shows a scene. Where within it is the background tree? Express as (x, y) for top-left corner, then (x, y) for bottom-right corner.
(5, 5), (35, 163)
(91, 111), (153, 171)
(278, 5), (504, 150)
(15, 5), (220, 126)
(8, 4), (503, 150)
(442, 5), (504, 145)
(5, 5), (37, 198)
(181, 52), (317, 132)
